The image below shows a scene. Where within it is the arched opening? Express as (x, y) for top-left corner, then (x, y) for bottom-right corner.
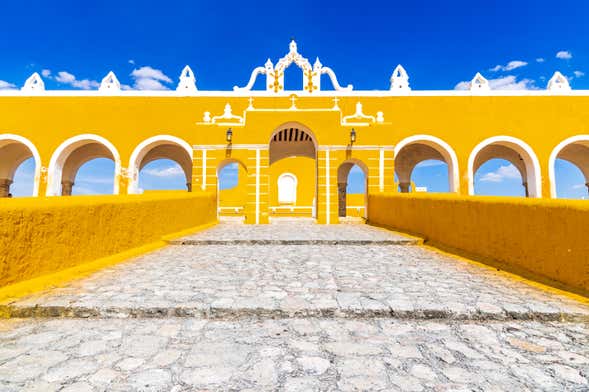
(394, 135), (459, 193)
(337, 160), (368, 219)
(47, 134), (120, 196)
(469, 136), (541, 198)
(71, 158), (116, 195)
(473, 159), (525, 196)
(217, 159), (248, 219)
(128, 135), (193, 194)
(549, 136), (589, 199)
(0, 135), (41, 197)
(269, 122), (317, 219)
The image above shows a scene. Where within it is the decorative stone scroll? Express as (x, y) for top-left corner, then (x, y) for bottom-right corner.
(234, 40), (352, 93)
(99, 71), (121, 92)
(203, 103), (244, 125)
(547, 71), (571, 92)
(342, 102), (384, 126)
(21, 73), (45, 92)
(469, 72), (490, 92)
(177, 66), (197, 93)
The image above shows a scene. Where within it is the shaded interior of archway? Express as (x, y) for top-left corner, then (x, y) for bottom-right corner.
(395, 143), (451, 193)
(0, 141), (35, 197)
(138, 144), (192, 192)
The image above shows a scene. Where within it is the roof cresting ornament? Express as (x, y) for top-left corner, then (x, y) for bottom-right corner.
(234, 40), (352, 93)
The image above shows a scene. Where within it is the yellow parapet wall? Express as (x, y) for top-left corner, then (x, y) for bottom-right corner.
(368, 193), (589, 297)
(0, 192), (217, 287)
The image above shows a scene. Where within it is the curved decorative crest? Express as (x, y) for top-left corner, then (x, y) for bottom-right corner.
(234, 40), (352, 93)
(342, 102), (382, 126)
(177, 65), (197, 93)
(21, 72), (45, 92)
(203, 103), (244, 126)
(547, 71), (571, 92)
(99, 71), (121, 92)
(470, 72), (490, 92)
(390, 64), (410, 92)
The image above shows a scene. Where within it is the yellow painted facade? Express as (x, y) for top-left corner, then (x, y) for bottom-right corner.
(368, 193), (589, 296)
(0, 42), (588, 224)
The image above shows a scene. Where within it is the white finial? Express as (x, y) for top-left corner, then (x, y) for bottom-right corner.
(289, 39), (297, 53)
(547, 71), (571, 92)
(470, 72), (490, 92)
(21, 72), (45, 92)
(99, 71), (121, 92)
(390, 64), (410, 92)
(203, 112), (211, 123)
(332, 97), (340, 110)
(289, 95), (297, 110)
(314, 57), (323, 71)
(177, 65), (197, 93)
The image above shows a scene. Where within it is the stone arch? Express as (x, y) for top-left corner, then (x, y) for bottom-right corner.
(549, 135), (589, 198)
(337, 159), (369, 218)
(128, 135), (193, 194)
(269, 121), (317, 164)
(47, 134), (121, 196)
(0, 134), (42, 197)
(269, 122), (318, 218)
(468, 136), (542, 198)
(394, 135), (459, 193)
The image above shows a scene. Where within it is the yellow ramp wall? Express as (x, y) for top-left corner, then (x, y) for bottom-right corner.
(368, 193), (589, 296)
(0, 192), (216, 287)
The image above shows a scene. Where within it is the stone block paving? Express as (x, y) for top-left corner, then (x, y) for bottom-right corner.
(1, 222), (589, 390)
(0, 318), (587, 391)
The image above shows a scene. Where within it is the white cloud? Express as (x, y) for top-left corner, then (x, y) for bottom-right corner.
(536, 58), (545, 63)
(574, 71), (584, 78)
(0, 80), (17, 90)
(572, 184), (586, 190)
(54, 71), (99, 90)
(490, 60), (528, 72)
(556, 50), (572, 60)
(41, 69), (51, 77)
(128, 59), (135, 65)
(130, 66), (172, 90)
(454, 75), (536, 91)
(479, 164), (521, 183)
(143, 165), (184, 177)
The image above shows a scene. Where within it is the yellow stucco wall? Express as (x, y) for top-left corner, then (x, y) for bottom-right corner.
(0, 192), (216, 287)
(368, 193), (589, 296)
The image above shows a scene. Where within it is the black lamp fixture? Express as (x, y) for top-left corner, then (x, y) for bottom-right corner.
(226, 128), (233, 143)
(350, 128), (356, 144)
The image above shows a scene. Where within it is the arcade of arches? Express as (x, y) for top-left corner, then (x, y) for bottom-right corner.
(1, 94), (589, 223)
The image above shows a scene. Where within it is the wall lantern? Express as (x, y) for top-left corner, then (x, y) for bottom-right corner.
(350, 128), (356, 144)
(226, 128), (233, 143)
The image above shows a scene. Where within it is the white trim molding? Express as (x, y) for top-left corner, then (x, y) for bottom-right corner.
(394, 134), (460, 193)
(47, 134), (121, 196)
(468, 135), (542, 198)
(548, 135), (589, 198)
(128, 135), (193, 194)
(0, 134), (43, 196)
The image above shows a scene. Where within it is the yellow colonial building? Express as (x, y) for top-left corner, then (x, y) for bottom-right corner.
(0, 40), (588, 224)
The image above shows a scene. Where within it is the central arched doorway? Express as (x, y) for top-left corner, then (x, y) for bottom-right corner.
(268, 122), (317, 219)
(337, 160), (368, 219)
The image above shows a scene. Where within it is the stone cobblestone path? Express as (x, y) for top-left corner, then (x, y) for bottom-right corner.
(1, 222), (588, 391)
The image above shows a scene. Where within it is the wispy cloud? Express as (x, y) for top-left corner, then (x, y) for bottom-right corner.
(573, 71), (584, 78)
(143, 165), (184, 177)
(0, 80), (17, 90)
(130, 66), (172, 90)
(556, 50), (572, 60)
(479, 164), (521, 183)
(572, 184), (586, 190)
(128, 59), (135, 65)
(51, 70), (100, 90)
(454, 75), (536, 91)
(490, 60), (527, 72)
(41, 69), (51, 77)
(536, 58), (545, 63)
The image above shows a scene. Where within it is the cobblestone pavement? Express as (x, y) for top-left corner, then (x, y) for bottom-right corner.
(0, 318), (587, 391)
(1, 222), (589, 391)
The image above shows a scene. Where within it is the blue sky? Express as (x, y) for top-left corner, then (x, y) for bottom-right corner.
(2, 0), (588, 198)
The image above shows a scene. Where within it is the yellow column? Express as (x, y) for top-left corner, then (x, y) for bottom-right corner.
(379, 147), (396, 193)
(245, 148), (269, 224)
(317, 148), (338, 224)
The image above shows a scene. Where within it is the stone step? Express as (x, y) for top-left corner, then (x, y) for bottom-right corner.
(166, 238), (419, 245)
(2, 303), (588, 322)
